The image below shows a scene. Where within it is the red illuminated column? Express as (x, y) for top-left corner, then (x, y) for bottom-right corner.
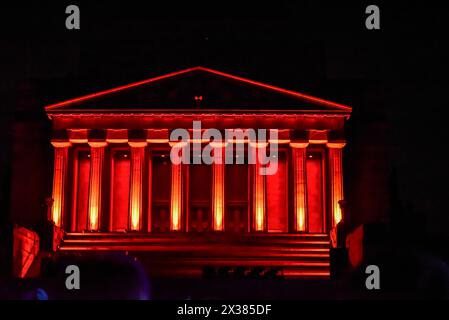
(87, 142), (107, 231)
(51, 141), (71, 227)
(147, 150), (153, 232)
(170, 162), (182, 231)
(212, 144), (225, 231)
(129, 142), (146, 231)
(251, 144), (266, 232)
(327, 142), (345, 227)
(291, 143), (309, 232)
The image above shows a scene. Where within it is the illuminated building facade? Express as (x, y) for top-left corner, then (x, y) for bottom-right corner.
(46, 67), (351, 278)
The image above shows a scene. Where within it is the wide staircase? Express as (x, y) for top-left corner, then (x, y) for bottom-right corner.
(57, 232), (330, 279)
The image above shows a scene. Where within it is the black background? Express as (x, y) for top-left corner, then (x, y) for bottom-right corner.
(0, 1), (448, 240)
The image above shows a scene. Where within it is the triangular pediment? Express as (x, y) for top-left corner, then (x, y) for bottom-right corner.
(45, 66), (351, 113)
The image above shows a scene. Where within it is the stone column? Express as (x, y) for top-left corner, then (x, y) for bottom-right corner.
(87, 142), (107, 231)
(51, 141), (71, 227)
(129, 142), (146, 231)
(327, 142), (345, 227)
(251, 144), (266, 232)
(211, 145), (225, 231)
(147, 148), (153, 232)
(290, 142), (309, 232)
(170, 162), (182, 231)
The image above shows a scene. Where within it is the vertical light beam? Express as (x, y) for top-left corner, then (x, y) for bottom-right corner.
(51, 142), (70, 227)
(252, 146), (266, 231)
(212, 146), (225, 231)
(129, 143), (146, 231)
(327, 143), (345, 226)
(170, 162), (182, 231)
(291, 144), (308, 232)
(87, 142), (106, 231)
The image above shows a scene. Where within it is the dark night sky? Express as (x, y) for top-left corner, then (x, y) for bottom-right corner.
(1, 1), (448, 236)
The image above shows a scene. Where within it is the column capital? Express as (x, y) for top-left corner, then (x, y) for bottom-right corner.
(88, 141), (108, 148)
(51, 140), (71, 148)
(326, 142), (346, 149)
(249, 141), (269, 148)
(128, 141), (148, 148)
(209, 141), (228, 148)
(289, 142), (309, 148)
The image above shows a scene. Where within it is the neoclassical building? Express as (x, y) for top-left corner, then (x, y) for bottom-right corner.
(46, 67), (351, 278)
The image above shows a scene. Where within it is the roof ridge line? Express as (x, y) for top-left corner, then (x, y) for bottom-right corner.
(45, 66), (201, 111)
(196, 66), (351, 111)
(45, 66), (352, 112)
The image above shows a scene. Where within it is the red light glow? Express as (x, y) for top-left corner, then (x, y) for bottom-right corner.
(51, 143), (70, 227)
(328, 143), (345, 226)
(170, 163), (182, 231)
(212, 147), (224, 231)
(291, 146), (308, 232)
(45, 66), (352, 112)
(253, 147), (266, 232)
(87, 143), (106, 231)
(129, 145), (146, 231)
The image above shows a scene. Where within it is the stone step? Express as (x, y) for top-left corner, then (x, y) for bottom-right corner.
(62, 234), (330, 249)
(57, 232), (331, 279)
(64, 232), (329, 242)
(59, 245), (329, 256)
